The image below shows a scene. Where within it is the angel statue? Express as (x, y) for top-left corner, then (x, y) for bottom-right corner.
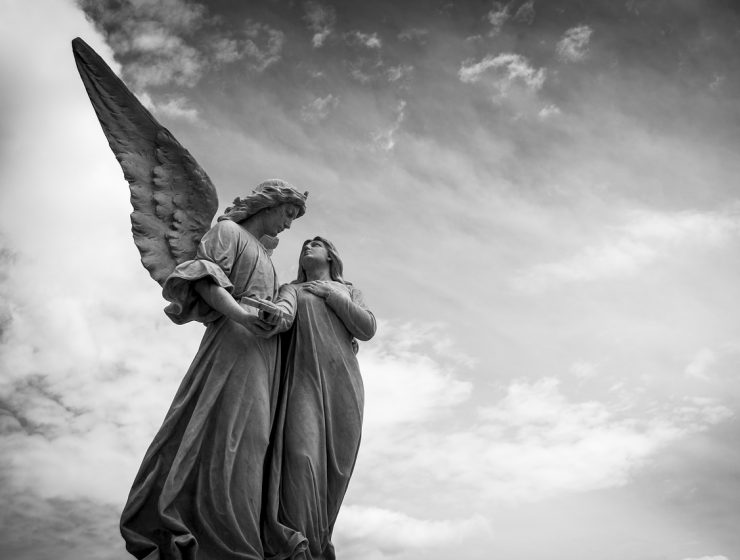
(72, 37), (308, 560)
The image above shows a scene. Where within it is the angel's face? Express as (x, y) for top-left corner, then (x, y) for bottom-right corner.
(264, 204), (300, 236)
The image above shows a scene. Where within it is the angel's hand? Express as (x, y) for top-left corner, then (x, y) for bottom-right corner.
(259, 309), (281, 326)
(237, 311), (277, 338)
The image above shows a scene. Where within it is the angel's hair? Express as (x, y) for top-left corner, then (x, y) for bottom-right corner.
(295, 236), (347, 284)
(217, 179), (308, 223)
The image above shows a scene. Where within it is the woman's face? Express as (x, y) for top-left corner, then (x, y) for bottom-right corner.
(300, 239), (330, 266)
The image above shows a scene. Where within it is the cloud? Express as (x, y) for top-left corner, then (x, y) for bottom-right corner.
(335, 505), (490, 558)
(242, 19), (285, 71)
(78, 0), (284, 89)
(556, 25), (594, 62)
(152, 95), (200, 122)
(356, 325), (735, 520)
(538, 103), (561, 119)
(398, 27), (429, 43)
(372, 100), (407, 151)
(685, 348), (717, 380)
(569, 360), (598, 379)
(304, 0), (336, 48)
(300, 93), (339, 123)
(346, 30), (382, 49)
(359, 363), (733, 509)
(681, 556), (730, 560)
(386, 64), (413, 82)
(459, 52), (546, 94)
(513, 208), (740, 292)
(513, 0), (536, 24)
(78, 0), (210, 88)
(487, 2), (510, 36)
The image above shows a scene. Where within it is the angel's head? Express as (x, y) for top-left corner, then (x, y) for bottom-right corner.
(218, 179), (308, 227)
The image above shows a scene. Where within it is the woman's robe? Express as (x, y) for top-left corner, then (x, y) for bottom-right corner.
(263, 281), (376, 560)
(121, 219), (281, 560)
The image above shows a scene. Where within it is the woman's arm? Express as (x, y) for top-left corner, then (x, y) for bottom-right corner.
(257, 284), (298, 334)
(305, 281), (376, 341)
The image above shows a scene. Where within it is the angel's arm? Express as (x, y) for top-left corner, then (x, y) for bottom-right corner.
(193, 280), (272, 336)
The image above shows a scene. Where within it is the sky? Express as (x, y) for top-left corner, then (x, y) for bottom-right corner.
(0, 0), (739, 559)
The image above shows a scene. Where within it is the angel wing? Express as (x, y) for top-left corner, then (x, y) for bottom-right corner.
(72, 37), (219, 286)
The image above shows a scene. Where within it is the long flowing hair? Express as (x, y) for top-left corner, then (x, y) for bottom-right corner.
(217, 179), (308, 223)
(295, 236), (348, 284)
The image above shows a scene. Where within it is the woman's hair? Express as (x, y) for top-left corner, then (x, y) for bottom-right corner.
(296, 236), (347, 284)
(217, 179), (308, 223)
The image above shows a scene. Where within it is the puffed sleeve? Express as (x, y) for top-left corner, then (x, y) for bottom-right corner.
(325, 285), (377, 341)
(162, 222), (238, 325)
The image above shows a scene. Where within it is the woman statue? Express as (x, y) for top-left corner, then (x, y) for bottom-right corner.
(120, 181), (308, 560)
(262, 237), (377, 560)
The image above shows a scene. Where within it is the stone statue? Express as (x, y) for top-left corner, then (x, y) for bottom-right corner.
(73, 37), (375, 560)
(261, 237), (377, 559)
(72, 37), (308, 559)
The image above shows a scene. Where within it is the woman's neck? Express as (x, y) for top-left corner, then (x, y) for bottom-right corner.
(304, 266), (332, 282)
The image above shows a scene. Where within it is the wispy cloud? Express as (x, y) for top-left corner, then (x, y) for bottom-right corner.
(459, 53), (545, 89)
(556, 24), (594, 62)
(513, 0), (536, 24)
(79, 0), (285, 89)
(681, 556), (730, 560)
(513, 208), (740, 292)
(459, 52), (546, 108)
(684, 348), (717, 380)
(538, 103), (561, 119)
(336, 506), (490, 557)
(300, 93), (339, 123)
(242, 19), (285, 71)
(358, 330), (733, 512)
(487, 2), (510, 36)
(346, 30), (382, 49)
(304, 0), (336, 48)
(398, 27), (429, 43)
(386, 64), (414, 82)
(372, 100), (407, 151)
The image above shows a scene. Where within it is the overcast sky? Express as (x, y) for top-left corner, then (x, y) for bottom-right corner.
(1, 1), (739, 559)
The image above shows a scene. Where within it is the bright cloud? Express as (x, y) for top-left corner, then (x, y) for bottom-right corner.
(242, 19), (285, 71)
(459, 52), (546, 95)
(153, 95), (200, 122)
(372, 100), (407, 151)
(346, 30), (382, 49)
(304, 0), (336, 48)
(513, 208), (740, 292)
(685, 347), (717, 380)
(335, 505), (490, 558)
(514, 0), (536, 24)
(557, 24), (594, 62)
(487, 2), (510, 36)
(398, 27), (428, 43)
(300, 93), (340, 123)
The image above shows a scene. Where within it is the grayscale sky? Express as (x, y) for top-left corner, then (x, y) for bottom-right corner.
(1, 1), (739, 559)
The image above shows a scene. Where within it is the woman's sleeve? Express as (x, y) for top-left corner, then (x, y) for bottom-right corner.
(162, 223), (238, 325)
(265, 283), (298, 334)
(325, 286), (377, 341)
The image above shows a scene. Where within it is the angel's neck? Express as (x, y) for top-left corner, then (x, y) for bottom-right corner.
(241, 216), (269, 240)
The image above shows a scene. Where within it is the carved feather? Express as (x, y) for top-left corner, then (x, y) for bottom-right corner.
(72, 37), (219, 286)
